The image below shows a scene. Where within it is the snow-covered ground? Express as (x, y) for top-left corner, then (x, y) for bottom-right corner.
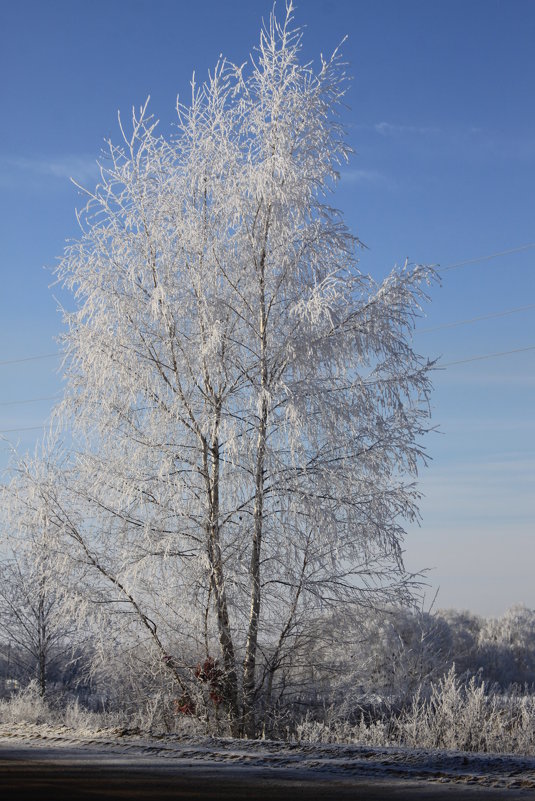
(1, 723), (535, 794)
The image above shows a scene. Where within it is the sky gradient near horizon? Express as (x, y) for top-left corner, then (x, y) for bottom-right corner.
(0, 0), (533, 617)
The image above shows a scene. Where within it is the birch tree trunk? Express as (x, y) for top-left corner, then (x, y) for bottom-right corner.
(37, 583), (47, 697)
(204, 427), (240, 733)
(242, 245), (269, 737)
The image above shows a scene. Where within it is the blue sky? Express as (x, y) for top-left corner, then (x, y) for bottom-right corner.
(0, 0), (533, 616)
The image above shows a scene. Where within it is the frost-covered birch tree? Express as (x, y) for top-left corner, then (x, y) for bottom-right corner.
(52, 4), (436, 736)
(0, 547), (60, 697)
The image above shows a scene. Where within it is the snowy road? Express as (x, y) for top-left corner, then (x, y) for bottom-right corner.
(1, 727), (534, 799)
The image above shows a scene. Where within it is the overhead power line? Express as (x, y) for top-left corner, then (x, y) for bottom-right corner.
(0, 243), (533, 370)
(0, 352), (59, 366)
(0, 424), (46, 434)
(442, 243), (535, 272)
(441, 345), (535, 367)
(0, 394), (59, 407)
(1, 348), (533, 430)
(418, 304), (535, 334)
(2, 300), (533, 368)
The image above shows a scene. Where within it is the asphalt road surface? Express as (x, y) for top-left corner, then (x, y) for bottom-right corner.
(0, 745), (531, 800)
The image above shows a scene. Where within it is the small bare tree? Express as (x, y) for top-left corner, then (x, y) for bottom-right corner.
(0, 472), (70, 697)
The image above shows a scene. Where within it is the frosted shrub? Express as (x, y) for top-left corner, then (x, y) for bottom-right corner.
(0, 682), (121, 733)
(338, 716), (393, 747)
(296, 668), (535, 755)
(124, 691), (207, 736)
(0, 681), (54, 725)
(401, 667), (491, 751)
(295, 709), (396, 746)
(63, 698), (111, 732)
(294, 716), (329, 743)
(126, 691), (167, 733)
(400, 668), (535, 754)
(399, 672), (533, 755)
(514, 695), (535, 754)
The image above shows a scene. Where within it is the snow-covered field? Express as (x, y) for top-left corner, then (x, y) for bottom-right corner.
(1, 724), (535, 795)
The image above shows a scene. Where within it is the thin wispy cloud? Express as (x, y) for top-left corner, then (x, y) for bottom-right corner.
(0, 154), (99, 187)
(353, 121), (535, 162)
(353, 121), (440, 137)
(340, 167), (396, 190)
(374, 121), (440, 136)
